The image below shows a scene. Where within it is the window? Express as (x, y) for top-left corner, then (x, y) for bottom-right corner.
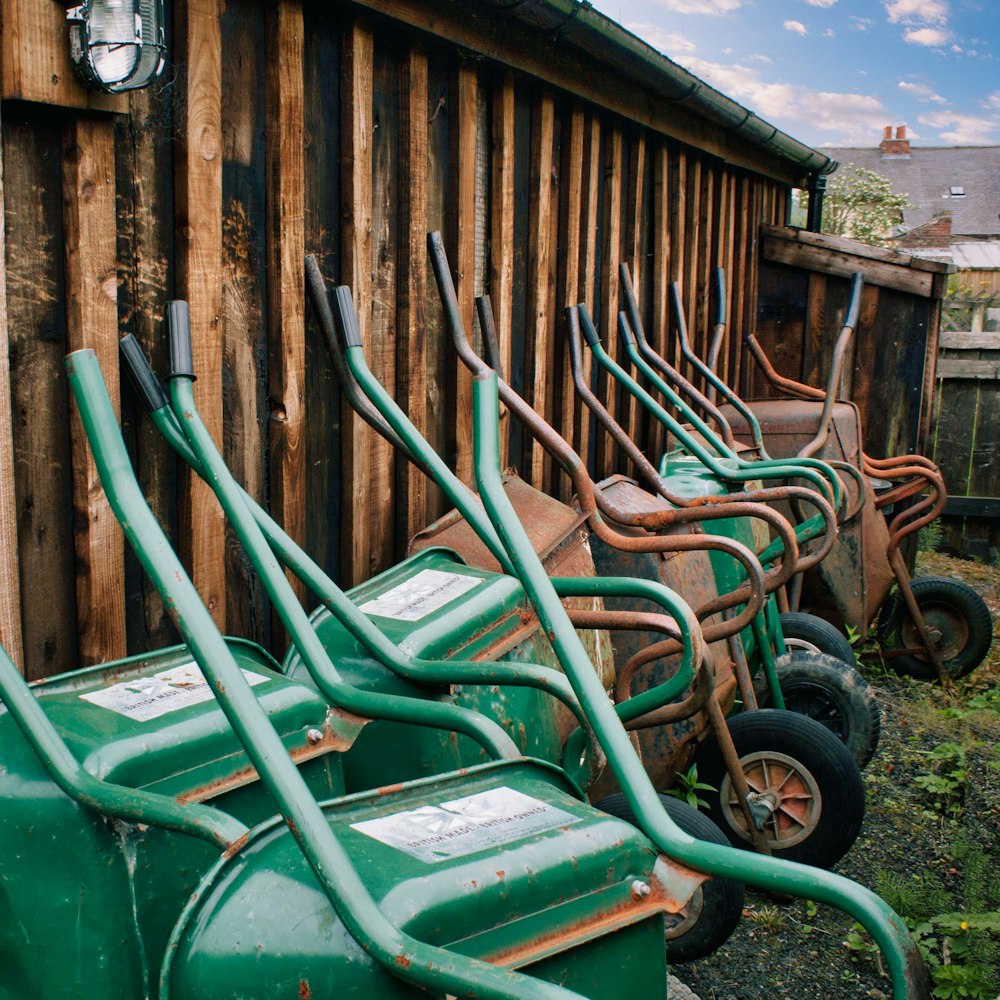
(949, 186), (966, 197)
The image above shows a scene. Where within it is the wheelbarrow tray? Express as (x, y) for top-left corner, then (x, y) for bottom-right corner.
(165, 759), (684, 1000)
(718, 398), (896, 631)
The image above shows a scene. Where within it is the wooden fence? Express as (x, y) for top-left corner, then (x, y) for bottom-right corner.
(932, 329), (1000, 561)
(750, 226), (951, 462)
(1, 0), (801, 679)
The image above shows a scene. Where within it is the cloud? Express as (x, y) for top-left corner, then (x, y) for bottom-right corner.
(804, 0), (837, 5)
(651, 0), (741, 13)
(904, 26), (951, 45)
(823, 28), (836, 37)
(623, 22), (697, 53)
(883, 0), (949, 24)
(671, 55), (891, 144)
(748, 53), (773, 63)
(983, 91), (1000, 111)
(784, 19), (808, 34)
(849, 16), (875, 30)
(918, 110), (999, 143)
(898, 80), (948, 102)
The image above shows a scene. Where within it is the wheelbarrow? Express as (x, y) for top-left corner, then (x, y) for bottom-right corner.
(38, 345), (731, 1000)
(566, 295), (884, 758)
(0, 345), (924, 999)
(562, 301), (880, 766)
(633, 264), (992, 681)
(314, 246), (876, 888)
(125, 301), (772, 962)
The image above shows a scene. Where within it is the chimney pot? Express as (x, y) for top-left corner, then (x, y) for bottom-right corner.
(883, 125), (892, 140)
(896, 125), (906, 140)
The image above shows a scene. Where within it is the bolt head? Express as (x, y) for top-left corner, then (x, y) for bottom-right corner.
(630, 879), (652, 900)
(306, 728), (324, 744)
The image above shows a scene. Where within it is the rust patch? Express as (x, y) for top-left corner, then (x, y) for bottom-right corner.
(377, 783), (404, 796)
(221, 831), (250, 861)
(298, 980), (312, 1000)
(395, 954), (412, 969)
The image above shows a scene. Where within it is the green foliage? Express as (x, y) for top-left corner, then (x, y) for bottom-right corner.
(821, 164), (911, 247)
(664, 763), (716, 812)
(853, 864), (1000, 999)
(918, 519), (944, 555)
(913, 741), (967, 820)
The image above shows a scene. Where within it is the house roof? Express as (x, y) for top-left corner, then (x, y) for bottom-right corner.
(952, 241), (1000, 270)
(823, 143), (1000, 237)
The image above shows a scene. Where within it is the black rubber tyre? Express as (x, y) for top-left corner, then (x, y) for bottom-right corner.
(593, 792), (745, 963)
(756, 651), (881, 769)
(877, 576), (993, 680)
(778, 611), (856, 666)
(692, 709), (865, 869)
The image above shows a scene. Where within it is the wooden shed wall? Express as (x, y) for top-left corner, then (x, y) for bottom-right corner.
(0, 0), (791, 679)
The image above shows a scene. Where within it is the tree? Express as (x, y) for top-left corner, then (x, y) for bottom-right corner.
(820, 164), (911, 247)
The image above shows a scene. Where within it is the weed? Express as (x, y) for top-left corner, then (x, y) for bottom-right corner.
(746, 904), (784, 934)
(913, 742), (967, 820)
(665, 763), (716, 812)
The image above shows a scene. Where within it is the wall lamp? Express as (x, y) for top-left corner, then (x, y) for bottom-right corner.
(64, 0), (166, 93)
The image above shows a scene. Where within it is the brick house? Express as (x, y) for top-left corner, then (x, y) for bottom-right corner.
(826, 126), (1000, 249)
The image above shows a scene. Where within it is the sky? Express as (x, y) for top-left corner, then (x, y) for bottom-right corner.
(588, 0), (1000, 149)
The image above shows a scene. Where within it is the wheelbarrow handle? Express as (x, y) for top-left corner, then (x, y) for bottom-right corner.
(119, 333), (168, 414)
(713, 267), (727, 328)
(167, 300), (194, 379)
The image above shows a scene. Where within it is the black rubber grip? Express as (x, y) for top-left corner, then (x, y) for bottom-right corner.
(714, 268), (727, 325)
(577, 303), (601, 347)
(167, 300), (195, 378)
(845, 273), (864, 330)
(119, 334), (167, 413)
(618, 311), (636, 346)
(333, 286), (363, 347)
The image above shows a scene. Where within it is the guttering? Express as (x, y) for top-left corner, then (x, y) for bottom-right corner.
(485, 0), (839, 177)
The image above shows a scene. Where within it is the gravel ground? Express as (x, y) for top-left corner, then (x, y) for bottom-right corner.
(675, 553), (1000, 1000)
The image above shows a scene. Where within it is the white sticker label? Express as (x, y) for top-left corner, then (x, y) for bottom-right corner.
(357, 568), (481, 622)
(351, 786), (580, 863)
(80, 662), (268, 723)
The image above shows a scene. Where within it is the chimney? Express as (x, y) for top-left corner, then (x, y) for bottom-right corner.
(880, 124), (911, 157)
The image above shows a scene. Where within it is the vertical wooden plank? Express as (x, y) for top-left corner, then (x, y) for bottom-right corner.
(449, 64), (477, 484)
(220, 0), (269, 646)
(801, 272), (828, 387)
(302, 2), (342, 587)
(399, 46), (428, 540)
(719, 168), (737, 387)
(266, 0), (307, 613)
(0, 107), (23, 668)
(731, 174), (751, 395)
(490, 73), (516, 469)
(341, 18), (374, 585)
(553, 103), (584, 495)
(668, 148), (687, 370)
(595, 126), (622, 478)
(423, 58), (450, 521)
(63, 117), (127, 667)
(624, 133), (646, 455)
(525, 92), (555, 490)
(574, 114), (601, 469)
(368, 44), (399, 569)
(4, 113), (78, 679)
(681, 157), (702, 377)
(116, 80), (179, 654)
(649, 143), (670, 461)
(176, 0), (225, 627)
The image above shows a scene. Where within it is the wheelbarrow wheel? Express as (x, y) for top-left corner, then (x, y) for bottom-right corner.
(693, 709), (865, 869)
(876, 576), (993, 680)
(778, 611), (855, 666)
(592, 792), (745, 963)
(755, 650), (881, 769)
